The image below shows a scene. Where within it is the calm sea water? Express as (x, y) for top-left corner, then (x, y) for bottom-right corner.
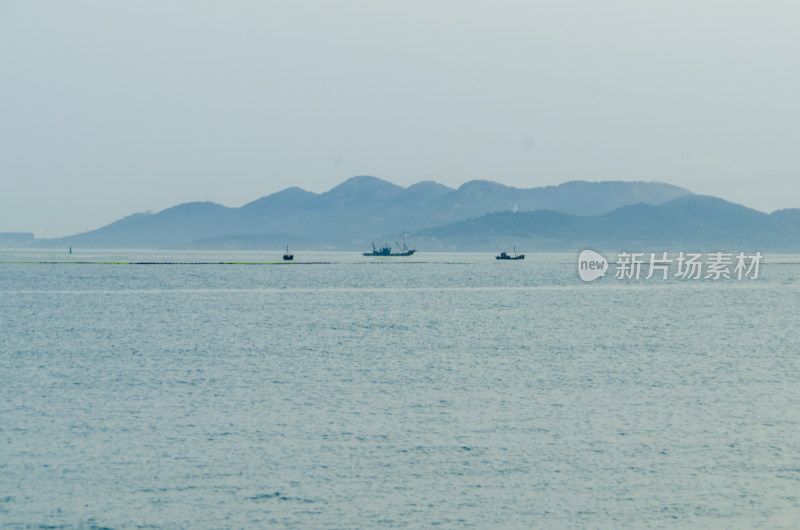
(1, 250), (799, 528)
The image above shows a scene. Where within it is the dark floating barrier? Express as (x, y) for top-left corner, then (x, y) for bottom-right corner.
(5, 261), (331, 265)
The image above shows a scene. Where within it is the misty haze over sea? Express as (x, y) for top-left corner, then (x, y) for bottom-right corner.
(3, 1), (800, 527)
(6, 176), (800, 253)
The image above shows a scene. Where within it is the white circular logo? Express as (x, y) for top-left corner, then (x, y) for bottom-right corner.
(578, 250), (608, 282)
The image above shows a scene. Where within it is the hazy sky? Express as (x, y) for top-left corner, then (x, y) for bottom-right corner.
(2, 1), (798, 237)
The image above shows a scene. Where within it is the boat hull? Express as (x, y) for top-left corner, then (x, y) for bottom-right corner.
(496, 252), (524, 260)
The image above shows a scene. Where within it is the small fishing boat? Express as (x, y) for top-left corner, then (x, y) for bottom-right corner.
(283, 245), (293, 261)
(496, 246), (524, 260)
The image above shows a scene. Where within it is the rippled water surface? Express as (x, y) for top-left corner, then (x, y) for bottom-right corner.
(2, 250), (800, 528)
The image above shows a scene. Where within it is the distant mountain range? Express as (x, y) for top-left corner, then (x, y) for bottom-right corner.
(408, 195), (800, 251)
(22, 176), (800, 251)
(36, 176), (692, 249)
